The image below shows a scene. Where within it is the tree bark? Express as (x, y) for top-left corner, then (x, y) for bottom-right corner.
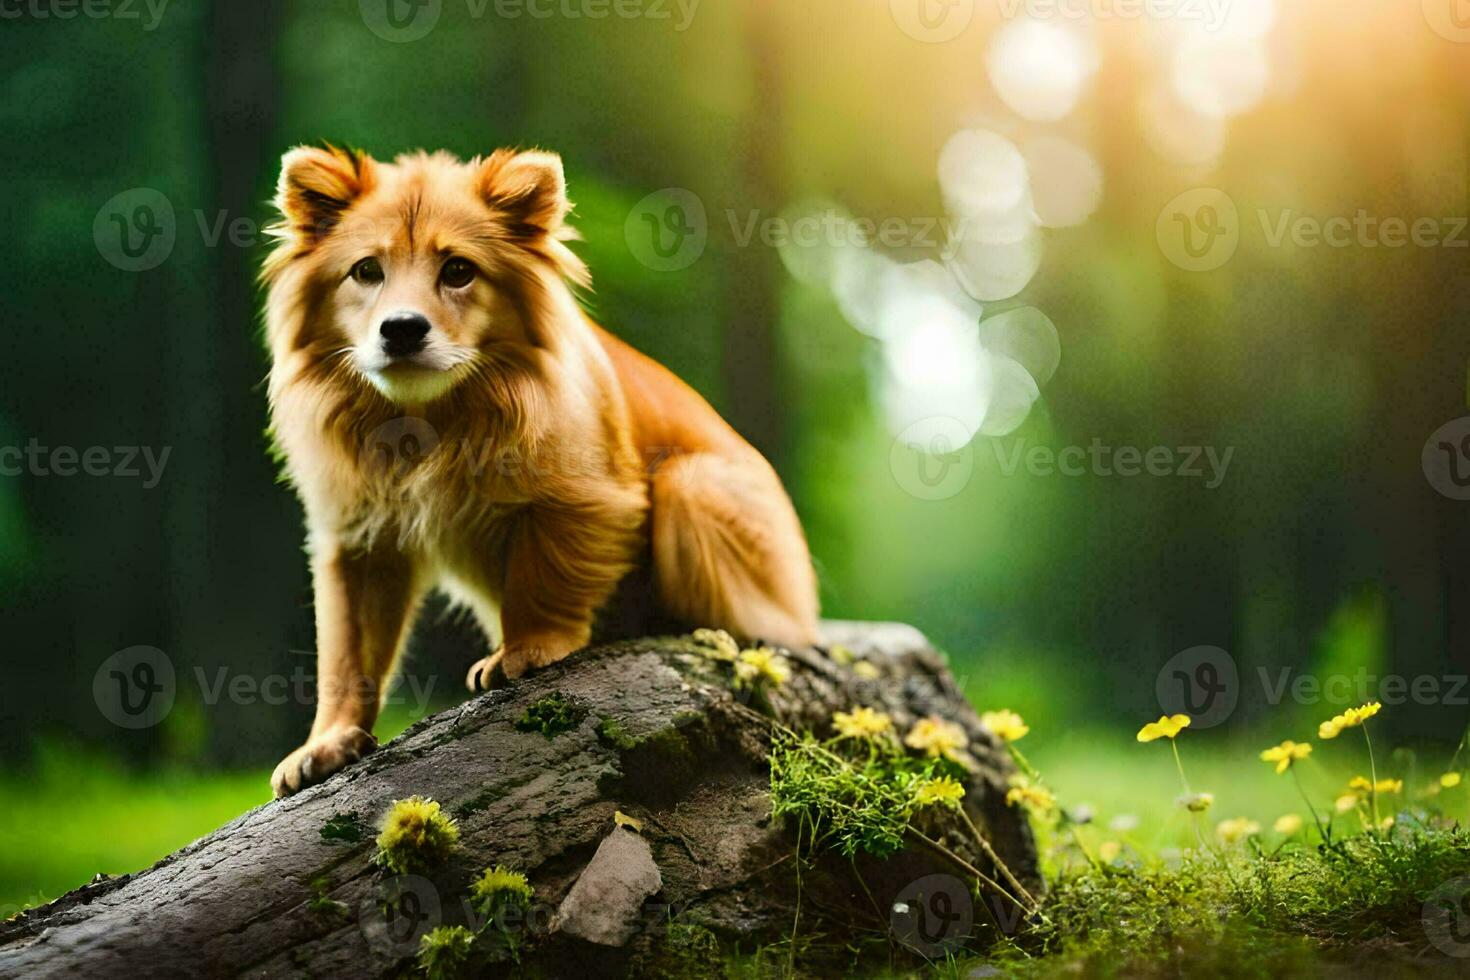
(0, 622), (1036, 978)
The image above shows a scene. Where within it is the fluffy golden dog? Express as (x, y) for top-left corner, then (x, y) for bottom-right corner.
(261, 146), (818, 797)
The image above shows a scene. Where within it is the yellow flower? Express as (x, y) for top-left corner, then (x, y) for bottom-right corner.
(1006, 782), (1056, 813)
(1318, 701), (1381, 739)
(734, 646), (789, 688)
(1137, 714), (1191, 742)
(1273, 814), (1304, 835)
(1442, 772), (1463, 788)
(690, 627), (739, 661)
(1334, 793), (1359, 813)
(1344, 775), (1399, 797)
(1098, 840), (1122, 863)
(1216, 817), (1261, 844)
(852, 661), (881, 680)
(469, 865), (533, 916)
(912, 775), (966, 810)
(374, 796), (460, 875)
(832, 706), (894, 740)
(1259, 740), (1312, 774)
(980, 709), (1029, 743)
(904, 716), (968, 760)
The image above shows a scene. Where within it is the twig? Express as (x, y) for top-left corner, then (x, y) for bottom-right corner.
(905, 827), (1035, 918)
(956, 807), (1037, 909)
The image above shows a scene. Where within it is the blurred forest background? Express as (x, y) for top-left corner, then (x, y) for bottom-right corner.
(1, 0), (1468, 908)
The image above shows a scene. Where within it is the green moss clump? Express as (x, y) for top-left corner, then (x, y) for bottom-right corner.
(416, 925), (476, 980)
(305, 875), (349, 919)
(319, 811), (365, 844)
(514, 692), (586, 737)
(372, 796), (460, 875)
(641, 921), (724, 979)
(689, 628), (739, 661)
(596, 715), (638, 750)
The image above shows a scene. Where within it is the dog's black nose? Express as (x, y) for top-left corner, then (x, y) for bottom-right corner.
(380, 312), (430, 357)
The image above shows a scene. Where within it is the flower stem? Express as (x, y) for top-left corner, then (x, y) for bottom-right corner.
(1170, 740), (1208, 848)
(788, 812), (804, 976)
(1007, 743), (1041, 782)
(1070, 825), (1102, 872)
(1289, 764), (1329, 843)
(1171, 740), (1191, 796)
(1363, 724), (1380, 833)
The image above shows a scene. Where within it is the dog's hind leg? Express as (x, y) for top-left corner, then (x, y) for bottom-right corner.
(650, 451), (819, 650)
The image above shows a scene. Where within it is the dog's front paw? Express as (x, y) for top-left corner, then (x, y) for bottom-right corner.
(271, 726), (377, 798)
(467, 637), (585, 692)
(466, 649), (508, 692)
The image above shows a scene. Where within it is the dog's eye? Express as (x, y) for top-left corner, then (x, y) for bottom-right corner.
(349, 257), (384, 284)
(440, 257), (476, 289)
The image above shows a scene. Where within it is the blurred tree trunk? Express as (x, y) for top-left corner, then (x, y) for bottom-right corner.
(721, 1), (786, 469)
(172, 0), (294, 764)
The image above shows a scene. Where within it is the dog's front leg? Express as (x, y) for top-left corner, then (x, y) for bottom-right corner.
(466, 502), (641, 690)
(272, 540), (423, 797)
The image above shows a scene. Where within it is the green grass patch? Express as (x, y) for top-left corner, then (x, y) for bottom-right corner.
(0, 743), (269, 912)
(0, 702), (437, 912)
(967, 827), (1470, 978)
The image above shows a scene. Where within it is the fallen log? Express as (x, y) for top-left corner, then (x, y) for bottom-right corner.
(0, 622), (1037, 978)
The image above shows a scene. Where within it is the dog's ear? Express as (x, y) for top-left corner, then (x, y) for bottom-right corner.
(274, 145), (375, 241)
(477, 149), (570, 237)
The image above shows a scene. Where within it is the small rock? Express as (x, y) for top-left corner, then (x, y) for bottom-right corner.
(555, 828), (662, 946)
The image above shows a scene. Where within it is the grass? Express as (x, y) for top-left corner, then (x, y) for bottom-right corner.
(0, 702), (433, 913)
(1030, 728), (1464, 855)
(957, 826), (1470, 978)
(0, 743), (268, 913)
(969, 726), (1470, 978)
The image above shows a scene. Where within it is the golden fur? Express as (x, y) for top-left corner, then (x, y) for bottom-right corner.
(261, 146), (818, 796)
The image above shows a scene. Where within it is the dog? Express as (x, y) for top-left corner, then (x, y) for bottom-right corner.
(261, 146), (818, 797)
